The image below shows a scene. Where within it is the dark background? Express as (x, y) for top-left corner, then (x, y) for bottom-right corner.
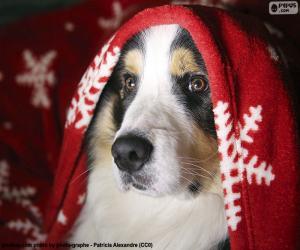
(0, 0), (82, 25)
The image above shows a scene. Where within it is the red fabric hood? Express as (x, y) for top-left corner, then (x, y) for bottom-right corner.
(45, 5), (299, 249)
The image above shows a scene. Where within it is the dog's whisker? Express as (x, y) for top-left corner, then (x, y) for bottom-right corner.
(176, 151), (219, 163)
(178, 173), (221, 194)
(176, 155), (216, 162)
(180, 168), (213, 182)
(175, 174), (220, 195)
(178, 174), (201, 188)
(180, 161), (215, 179)
(180, 166), (221, 189)
(179, 168), (210, 183)
(180, 164), (213, 177)
(180, 167), (212, 181)
(176, 156), (204, 160)
(70, 167), (93, 184)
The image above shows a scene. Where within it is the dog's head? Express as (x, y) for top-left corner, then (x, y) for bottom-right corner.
(87, 24), (220, 197)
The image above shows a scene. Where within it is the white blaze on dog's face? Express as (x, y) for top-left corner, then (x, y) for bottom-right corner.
(88, 24), (220, 197)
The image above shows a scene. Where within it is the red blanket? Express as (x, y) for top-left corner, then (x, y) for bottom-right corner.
(1, 1), (299, 250)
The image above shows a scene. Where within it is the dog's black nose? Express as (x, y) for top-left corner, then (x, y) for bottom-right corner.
(111, 134), (153, 173)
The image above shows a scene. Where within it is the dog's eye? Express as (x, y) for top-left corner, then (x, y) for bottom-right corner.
(124, 73), (136, 91)
(189, 75), (207, 93)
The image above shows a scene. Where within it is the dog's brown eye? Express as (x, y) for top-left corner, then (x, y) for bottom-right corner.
(189, 75), (207, 93)
(124, 74), (136, 91)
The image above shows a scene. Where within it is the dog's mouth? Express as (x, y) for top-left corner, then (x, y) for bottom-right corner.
(119, 171), (153, 192)
(118, 168), (204, 197)
(132, 182), (147, 191)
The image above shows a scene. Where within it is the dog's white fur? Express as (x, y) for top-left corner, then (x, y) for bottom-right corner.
(71, 25), (227, 250)
(71, 163), (227, 249)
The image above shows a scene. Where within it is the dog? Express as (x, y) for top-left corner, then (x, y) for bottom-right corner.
(70, 24), (229, 250)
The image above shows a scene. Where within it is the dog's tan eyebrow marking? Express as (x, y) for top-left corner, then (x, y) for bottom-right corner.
(170, 48), (199, 76)
(123, 49), (143, 75)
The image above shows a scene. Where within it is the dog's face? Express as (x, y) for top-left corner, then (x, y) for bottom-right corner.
(87, 24), (220, 197)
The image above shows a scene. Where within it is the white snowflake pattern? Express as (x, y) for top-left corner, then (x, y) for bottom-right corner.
(7, 219), (46, 248)
(77, 193), (86, 205)
(16, 50), (57, 109)
(98, 1), (129, 30)
(2, 121), (13, 130)
(66, 37), (120, 130)
(213, 101), (275, 231)
(64, 22), (75, 32)
(57, 210), (67, 225)
(0, 71), (4, 82)
(264, 22), (284, 39)
(0, 160), (46, 244)
(267, 44), (279, 62)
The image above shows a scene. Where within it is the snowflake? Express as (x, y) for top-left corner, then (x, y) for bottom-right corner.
(267, 44), (279, 62)
(64, 21), (75, 32)
(77, 193), (86, 205)
(0, 160), (46, 245)
(57, 210), (67, 225)
(16, 50), (57, 109)
(98, 1), (125, 29)
(2, 121), (13, 130)
(213, 101), (275, 231)
(0, 71), (4, 81)
(7, 219), (46, 248)
(264, 22), (284, 39)
(66, 37), (120, 130)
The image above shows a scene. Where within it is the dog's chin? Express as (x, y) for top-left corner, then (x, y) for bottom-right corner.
(113, 165), (175, 197)
(114, 171), (157, 197)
